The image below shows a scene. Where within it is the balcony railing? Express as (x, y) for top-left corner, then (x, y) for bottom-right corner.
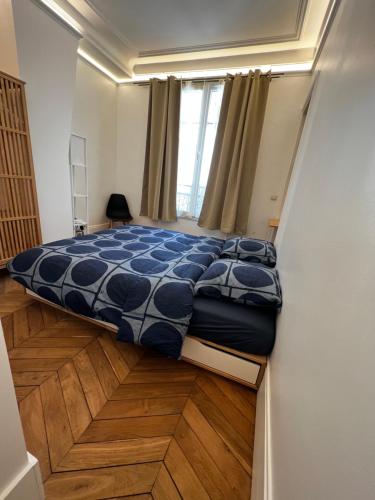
(176, 185), (206, 218)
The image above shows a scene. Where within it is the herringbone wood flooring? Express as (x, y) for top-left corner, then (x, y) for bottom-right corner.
(0, 272), (256, 499)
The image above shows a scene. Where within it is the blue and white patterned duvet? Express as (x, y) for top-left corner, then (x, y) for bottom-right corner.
(7, 225), (224, 358)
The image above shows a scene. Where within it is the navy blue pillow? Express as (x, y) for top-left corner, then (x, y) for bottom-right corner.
(221, 237), (276, 267)
(195, 258), (281, 308)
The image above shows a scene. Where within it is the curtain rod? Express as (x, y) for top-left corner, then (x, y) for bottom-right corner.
(128, 72), (284, 86)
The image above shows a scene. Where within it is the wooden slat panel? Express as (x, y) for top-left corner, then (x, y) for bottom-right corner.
(0, 74), (41, 263)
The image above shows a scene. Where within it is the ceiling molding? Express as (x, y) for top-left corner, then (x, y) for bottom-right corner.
(30, 0), (82, 39)
(138, 33), (301, 58)
(133, 48), (315, 75)
(34, 0), (134, 78)
(312, 0), (341, 70)
(294, 0), (309, 40)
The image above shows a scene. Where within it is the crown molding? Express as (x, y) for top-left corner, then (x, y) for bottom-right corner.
(133, 47), (315, 76)
(312, 0), (341, 70)
(138, 33), (302, 58)
(34, 0), (134, 78)
(30, 0), (82, 39)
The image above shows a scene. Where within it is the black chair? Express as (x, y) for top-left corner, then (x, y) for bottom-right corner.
(106, 194), (133, 228)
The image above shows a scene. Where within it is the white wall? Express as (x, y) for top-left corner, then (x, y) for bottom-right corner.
(71, 59), (117, 231)
(116, 76), (311, 239)
(13, 0), (79, 243)
(264, 0), (375, 498)
(248, 75), (311, 239)
(0, 0), (19, 77)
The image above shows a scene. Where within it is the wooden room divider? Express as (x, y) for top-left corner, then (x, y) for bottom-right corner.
(0, 70), (41, 267)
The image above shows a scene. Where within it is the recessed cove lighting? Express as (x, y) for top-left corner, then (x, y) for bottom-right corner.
(77, 49), (122, 83)
(118, 62), (313, 84)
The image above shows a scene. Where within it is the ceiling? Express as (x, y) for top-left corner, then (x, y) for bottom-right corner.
(87, 0), (305, 55)
(37, 0), (333, 82)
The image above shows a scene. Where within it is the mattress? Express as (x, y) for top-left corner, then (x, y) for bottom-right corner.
(188, 296), (276, 356)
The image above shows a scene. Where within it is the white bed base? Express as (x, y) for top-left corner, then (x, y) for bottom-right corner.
(26, 289), (267, 389)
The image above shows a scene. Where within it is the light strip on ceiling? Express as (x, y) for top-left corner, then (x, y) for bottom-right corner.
(77, 49), (123, 82)
(117, 62), (314, 84)
(79, 47), (312, 85)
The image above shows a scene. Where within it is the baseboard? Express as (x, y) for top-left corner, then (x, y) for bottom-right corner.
(251, 364), (273, 500)
(87, 222), (109, 234)
(0, 453), (44, 500)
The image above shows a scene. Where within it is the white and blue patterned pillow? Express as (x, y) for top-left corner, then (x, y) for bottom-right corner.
(221, 237), (276, 267)
(195, 258), (281, 308)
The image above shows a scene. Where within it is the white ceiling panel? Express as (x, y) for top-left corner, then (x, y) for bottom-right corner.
(88, 0), (306, 55)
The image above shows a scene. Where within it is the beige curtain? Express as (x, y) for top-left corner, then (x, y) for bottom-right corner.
(140, 76), (181, 221)
(198, 70), (270, 234)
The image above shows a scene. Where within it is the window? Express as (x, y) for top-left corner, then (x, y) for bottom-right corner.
(177, 81), (224, 218)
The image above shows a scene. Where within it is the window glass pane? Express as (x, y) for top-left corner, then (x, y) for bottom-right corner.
(195, 83), (224, 217)
(177, 83), (203, 215)
(177, 81), (224, 218)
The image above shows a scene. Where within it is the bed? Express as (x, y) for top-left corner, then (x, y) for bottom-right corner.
(7, 224), (274, 388)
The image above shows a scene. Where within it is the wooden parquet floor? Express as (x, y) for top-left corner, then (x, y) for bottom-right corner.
(0, 272), (256, 500)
